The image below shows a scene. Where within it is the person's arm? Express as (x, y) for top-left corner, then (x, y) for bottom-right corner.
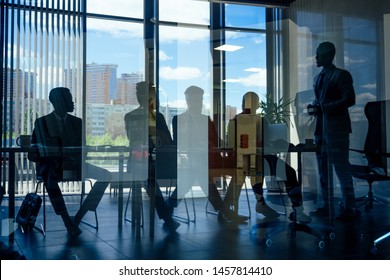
(172, 116), (178, 145)
(28, 120), (40, 162)
(208, 117), (220, 148)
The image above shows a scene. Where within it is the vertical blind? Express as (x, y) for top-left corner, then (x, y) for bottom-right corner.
(1, 0), (85, 194)
(1, 0), (84, 147)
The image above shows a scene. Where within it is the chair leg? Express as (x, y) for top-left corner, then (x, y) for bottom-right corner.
(356, 182), (384, 209)
(243, 179), (251, 218)
(79, 210), (99, 230)
(205, 200), (218, 215)
(172, 187), (196, 224)
(124, 183), (144, 228)
(79, 180), (99, 230)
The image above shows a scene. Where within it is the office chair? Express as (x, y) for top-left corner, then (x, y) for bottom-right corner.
(31, 140), (97, 234)
(250, 121), (335, 248)
(349, 100), (390, 253)
(250, 154), (335, 248)
(156, 145), (196, 224)
(35, 161), (95, 234)
(350, 100), (390, 210)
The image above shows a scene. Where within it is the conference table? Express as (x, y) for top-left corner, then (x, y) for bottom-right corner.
(1, 145), (155, 239)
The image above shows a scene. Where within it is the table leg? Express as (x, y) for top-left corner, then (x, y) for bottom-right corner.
(8, 152), (15, 241)
(118, 155), (123, 228)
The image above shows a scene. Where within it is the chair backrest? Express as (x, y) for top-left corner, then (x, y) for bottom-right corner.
(364, 100), (389, 173)
(155, 145), (177, 180)
(35, 143), (82, 182)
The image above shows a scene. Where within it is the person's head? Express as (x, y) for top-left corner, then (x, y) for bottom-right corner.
(184, 85), (204, 114)
(242, 91), (259, 114)
(316, 41), (336, 68)
(136, 81), (156, 110)
(49, 87), (74, 117)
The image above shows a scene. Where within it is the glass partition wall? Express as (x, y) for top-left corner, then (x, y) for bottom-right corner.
(2, 0), (389, 210)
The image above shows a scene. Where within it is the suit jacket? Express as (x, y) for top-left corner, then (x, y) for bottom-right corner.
(29, 112), (82, 177)
(124, 107), (173, 151)
(313, 65), (355, 140)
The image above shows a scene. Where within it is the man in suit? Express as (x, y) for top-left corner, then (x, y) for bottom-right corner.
(29, 87), (111, 237)
(308, 41), (357, 220)
(172, 85), (247, 224)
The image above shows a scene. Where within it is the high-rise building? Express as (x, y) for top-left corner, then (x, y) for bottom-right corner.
(116, 72), (143, 105)
(86, 63), (118, 104)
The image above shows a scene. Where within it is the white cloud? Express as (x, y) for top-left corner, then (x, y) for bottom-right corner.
(253, 36), (265, 45)
(344, 54), (366, 65)
(160, 66), (202, 80)
(361, 83), (376, 89)
(159, 0), (209, 25)
(159, 50), (173, 61)
(159, 26), (208, 44)
(87, 0), (209, 43)
(87, 19), (143, 38)
(87, 0), (143, 18)
(241, 70), (267, 87)
(356, 92), (376, 103)
(225, 68), (267, 87)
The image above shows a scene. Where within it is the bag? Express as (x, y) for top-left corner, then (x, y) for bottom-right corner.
(16, 192), (42, 231)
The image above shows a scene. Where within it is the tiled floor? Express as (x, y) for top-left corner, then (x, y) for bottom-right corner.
(1, 187), (390, 260)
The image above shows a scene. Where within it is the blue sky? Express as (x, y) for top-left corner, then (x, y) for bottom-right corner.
(86, 0), (268, 110)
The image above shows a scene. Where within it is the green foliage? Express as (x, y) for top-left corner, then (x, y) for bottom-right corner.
(85, 133), (129, 166)
(113, 135), (128, 147)
(86, 133), (128, 147)
(259, 94), (295, 124)
(86, 133), (115, 146)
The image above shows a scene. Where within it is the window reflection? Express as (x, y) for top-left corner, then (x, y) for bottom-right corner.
(86, 19), (143, 144)
(159, 0), (209, 25)
(225, 4), (266, 29)
(87, 0), (143, 18)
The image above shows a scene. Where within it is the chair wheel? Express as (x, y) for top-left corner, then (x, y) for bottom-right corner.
(265, 238), (272, 247)
(329, 232), (336, 240)
(318, 240), (325, 249)
(370, 246), (378, 255)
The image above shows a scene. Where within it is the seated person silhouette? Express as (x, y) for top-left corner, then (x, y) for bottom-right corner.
(28, 87), (112, 237)
(124, 81), (180, 231)
(172, 85), (247, 224)
(228, 91), (311, 223)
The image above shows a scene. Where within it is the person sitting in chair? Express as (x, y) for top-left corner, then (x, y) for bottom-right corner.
(29, 87), (112, 237)
(124, 81), (180, 231)
(172, 85), (248, 224)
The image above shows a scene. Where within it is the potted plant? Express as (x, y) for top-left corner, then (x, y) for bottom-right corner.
(259, 93), (294, 125)
(259, 93), (295, 192)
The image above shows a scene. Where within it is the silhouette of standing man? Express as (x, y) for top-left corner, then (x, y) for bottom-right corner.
(308, 42), (357, 220)
(29, 87), (112, 237)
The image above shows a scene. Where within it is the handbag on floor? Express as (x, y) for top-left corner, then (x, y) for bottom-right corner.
(16, 189), (42, 231)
